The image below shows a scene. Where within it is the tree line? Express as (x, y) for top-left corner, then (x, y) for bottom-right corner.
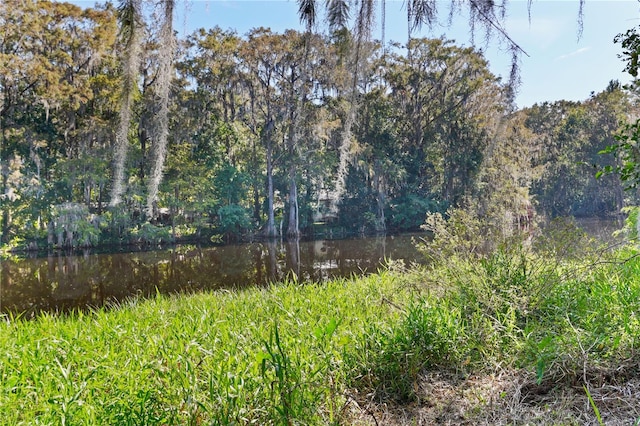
(1, 0), (637, 250)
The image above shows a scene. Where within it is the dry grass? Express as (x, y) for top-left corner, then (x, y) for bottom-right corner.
(346, 364), (640, 425)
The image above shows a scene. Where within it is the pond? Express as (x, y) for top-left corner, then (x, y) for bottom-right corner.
(0, 234), (427, 317)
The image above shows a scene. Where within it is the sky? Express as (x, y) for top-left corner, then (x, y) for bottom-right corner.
(74, 0), (640, 108)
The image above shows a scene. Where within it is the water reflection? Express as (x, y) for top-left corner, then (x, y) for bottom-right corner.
(0, 234), (425, 317)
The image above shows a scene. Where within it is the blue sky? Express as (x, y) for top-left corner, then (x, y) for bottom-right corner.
(76, 0), (640, 108)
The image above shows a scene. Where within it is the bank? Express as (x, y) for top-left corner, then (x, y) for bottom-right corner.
(2, 244), (640, 424)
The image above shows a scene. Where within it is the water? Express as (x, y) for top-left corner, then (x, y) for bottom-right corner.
(0, 234), (426, 317)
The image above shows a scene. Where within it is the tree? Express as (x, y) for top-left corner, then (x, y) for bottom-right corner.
(0, 0), (118, 246)
(597, 27), (640, 192)
(239, 28), (288, 238)
(296, 0), (534, 213)
(531, 85), (635, 219)
(474, 111), (539, 235)
(384, 38), (504, 207)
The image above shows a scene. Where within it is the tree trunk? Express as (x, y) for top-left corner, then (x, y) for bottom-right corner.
(264, 137), (277, 238)
(252, 140), (261, 224)
(0, 114), (9, 244)
(373, 159), (386, 233)
(287, 169), (300, 237)
(139, 125), (147, 181)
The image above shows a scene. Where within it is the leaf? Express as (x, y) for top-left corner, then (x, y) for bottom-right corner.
(313, 326), (324, 340)
(325, 317), (338, 337)
(536, 359), (545, 385)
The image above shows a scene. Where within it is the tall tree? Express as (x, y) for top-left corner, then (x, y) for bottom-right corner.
(1, 0), (118, 245)
(240, 28), (287, 238)
(296, 0), (533, 211)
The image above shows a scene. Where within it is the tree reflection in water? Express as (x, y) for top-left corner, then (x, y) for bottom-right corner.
(1, 234), (425, 317)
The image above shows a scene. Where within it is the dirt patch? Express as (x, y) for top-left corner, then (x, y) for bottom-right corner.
(345, 368), (640, 425)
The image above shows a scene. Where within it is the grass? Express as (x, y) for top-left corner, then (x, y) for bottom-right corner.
(3, 237), (640, 424)
(0, 271), (414, 425)
(344, 239), (640, 424)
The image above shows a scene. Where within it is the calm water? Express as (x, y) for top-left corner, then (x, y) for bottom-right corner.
(0, 234), (426, 317)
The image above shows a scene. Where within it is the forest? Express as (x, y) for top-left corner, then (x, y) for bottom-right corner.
(1, 0), (638, 252)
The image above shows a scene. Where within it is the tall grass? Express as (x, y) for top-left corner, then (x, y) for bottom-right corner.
(0, 273), (414, 425)
(346, 214), (640, 407)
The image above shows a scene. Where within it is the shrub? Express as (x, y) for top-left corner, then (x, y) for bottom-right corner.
(217, 204), (252, 239)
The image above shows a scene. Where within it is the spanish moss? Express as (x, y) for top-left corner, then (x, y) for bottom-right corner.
(110, 0), (143, 207)
(146, 0), (176, 219)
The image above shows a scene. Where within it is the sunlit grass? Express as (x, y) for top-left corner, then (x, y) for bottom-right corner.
(0, 271), (413, 424)
(346, 246), (640, 411)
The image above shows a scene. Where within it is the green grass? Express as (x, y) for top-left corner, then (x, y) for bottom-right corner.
(3, 245), (640, 424)
(346, 245), (640, 406)
(0, 271), (414, 425)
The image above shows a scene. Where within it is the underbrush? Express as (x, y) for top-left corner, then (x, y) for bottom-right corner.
(345, 213), (640, 423)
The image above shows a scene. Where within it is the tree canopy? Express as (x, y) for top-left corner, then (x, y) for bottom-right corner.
(0, 0), (634, 252)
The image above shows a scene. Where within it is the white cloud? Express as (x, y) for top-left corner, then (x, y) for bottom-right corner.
(556, 47), (591, 60)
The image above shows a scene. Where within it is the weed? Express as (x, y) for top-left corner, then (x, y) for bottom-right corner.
(584, 385), (604, 426)
(259, 322), (304, 423)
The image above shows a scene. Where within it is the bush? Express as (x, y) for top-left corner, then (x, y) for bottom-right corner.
(50, 203), (100, 248)
(132, 222), (173, 244)
(389, 194), (440, 231)
(217, 204), (252, 239)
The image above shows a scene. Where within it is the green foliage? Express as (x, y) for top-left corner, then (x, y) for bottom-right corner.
(584, 385), (605, 426)
(217, 204), (252, 237)
(615, 26), (640, 78)
(599, 119), (640, 189)
(51, 203), (101, 248)
(213, 164), (248, 206)
(102, 207), (134, 242)
(347, 299), (465, 402)
(592, 27), (640, 193)
(528, 89), (631, 218)
(419, 208), (504, 259)
(346, 208), (640, 404)
(132, 222), (173, 244)
(389, 194), (440, 231)
(258, 321), (338, 423)
(616, 206), (640, 240)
